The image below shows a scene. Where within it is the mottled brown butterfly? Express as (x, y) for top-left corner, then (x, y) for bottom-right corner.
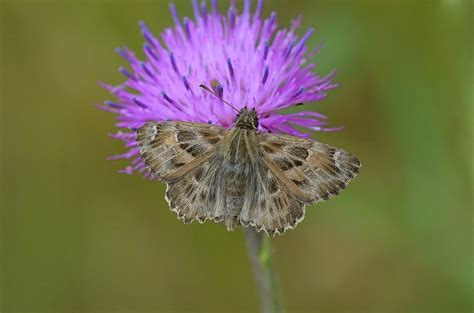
(136, 85), (360, 236)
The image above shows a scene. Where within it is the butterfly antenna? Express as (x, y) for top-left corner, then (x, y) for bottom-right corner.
(199, 84), (239, 113)
(257, 103), (304, 116)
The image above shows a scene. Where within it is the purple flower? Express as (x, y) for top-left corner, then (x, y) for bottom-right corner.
(100, 0), (340, 176)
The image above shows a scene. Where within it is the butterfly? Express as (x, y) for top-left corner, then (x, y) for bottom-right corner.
(136, 86), (360, 236)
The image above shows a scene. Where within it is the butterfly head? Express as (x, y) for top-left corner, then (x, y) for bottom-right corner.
(235, 106), (259, 130)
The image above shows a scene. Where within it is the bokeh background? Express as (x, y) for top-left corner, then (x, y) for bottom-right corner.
(1, 0), (472, 312)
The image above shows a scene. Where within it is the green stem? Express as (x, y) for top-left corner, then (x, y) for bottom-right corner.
(243, 227), (284, 313)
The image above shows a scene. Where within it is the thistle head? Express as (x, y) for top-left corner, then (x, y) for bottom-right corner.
(101, 0), (341, 177)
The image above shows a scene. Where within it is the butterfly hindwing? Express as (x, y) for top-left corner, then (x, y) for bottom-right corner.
(242, 160), (306, 235)
(136, 121), (227, 181)
(165, 162), (219, 224)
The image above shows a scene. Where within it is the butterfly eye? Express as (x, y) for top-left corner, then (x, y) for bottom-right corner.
(253, 118), (259, 128)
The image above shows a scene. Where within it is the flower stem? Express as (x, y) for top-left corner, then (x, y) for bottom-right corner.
(243, 227), (284, 313)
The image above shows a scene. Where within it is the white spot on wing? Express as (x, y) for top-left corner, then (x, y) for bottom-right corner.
(150, 124), (158, 140)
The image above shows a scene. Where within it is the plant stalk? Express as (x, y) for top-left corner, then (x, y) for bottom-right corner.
(243, 227), (284, 313)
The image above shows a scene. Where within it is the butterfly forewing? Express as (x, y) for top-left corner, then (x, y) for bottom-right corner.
(137, 121), (226, 181)
(259, 133), (361, 205)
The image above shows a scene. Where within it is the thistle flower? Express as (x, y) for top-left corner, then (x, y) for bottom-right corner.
(100, 0), (339, 176)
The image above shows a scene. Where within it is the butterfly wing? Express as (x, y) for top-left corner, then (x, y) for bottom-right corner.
(259, 133), (361, 205)
(235, 133), (361, 235)
(239, 160), (307, 235)
(136, 121), (227, 181)
(163, 129), (321, 236)
(138, 123), (360, 236)
(164, 158), (227, 225)
(163, 128), (262, 226)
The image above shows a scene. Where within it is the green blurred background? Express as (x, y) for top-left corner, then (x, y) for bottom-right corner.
(1, 0), (472, 312)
